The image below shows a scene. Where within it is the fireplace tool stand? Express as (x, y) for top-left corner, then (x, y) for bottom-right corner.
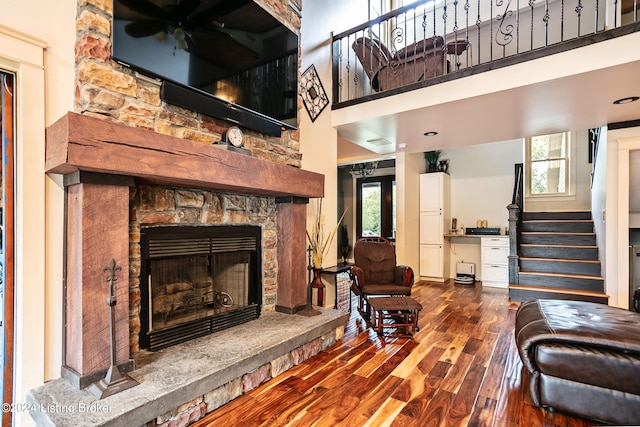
(297, 246), (321, 317)
(88, 258), (139, 399)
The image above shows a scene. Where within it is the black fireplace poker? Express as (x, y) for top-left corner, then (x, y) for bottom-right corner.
(87, 258), (139, 399)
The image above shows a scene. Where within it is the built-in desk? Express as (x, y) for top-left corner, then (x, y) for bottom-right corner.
(444, 234), (510, 288)
(444, 234), (482, 239)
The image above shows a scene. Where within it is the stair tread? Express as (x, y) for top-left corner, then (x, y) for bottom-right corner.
(519, 271), (603, 280)
(519, 257), (600, 264)
(521, 231), (595, 235)
(521, 244), (598, 249)
(522, 219), (593, 223)
(508, 284), (608, 298)
(523, 211), (591, 215)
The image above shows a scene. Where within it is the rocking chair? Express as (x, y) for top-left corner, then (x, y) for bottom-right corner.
(350, 236), (414, 321)
(352, 36), (446, 92)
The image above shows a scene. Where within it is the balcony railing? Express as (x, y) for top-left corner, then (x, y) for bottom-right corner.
(331, 0), (639, 106)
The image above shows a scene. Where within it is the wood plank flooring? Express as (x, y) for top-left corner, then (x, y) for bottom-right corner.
(192, 281), (598, 427)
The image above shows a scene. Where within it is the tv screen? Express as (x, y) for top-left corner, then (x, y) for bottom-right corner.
(113, 0), (299, 130)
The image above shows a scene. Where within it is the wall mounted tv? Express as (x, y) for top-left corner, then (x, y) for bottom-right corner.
(113, 0), (299, 136)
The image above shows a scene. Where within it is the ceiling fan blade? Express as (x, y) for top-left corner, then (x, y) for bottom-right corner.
(125, 20), (168, 38)
(175, 0), (201, 20)
(189, 29), (259, 72)
(119, 0), (168, 19)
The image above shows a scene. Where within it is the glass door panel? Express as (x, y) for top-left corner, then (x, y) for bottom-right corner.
(361, 182), (381, 236)
(356, 175), (395, 240)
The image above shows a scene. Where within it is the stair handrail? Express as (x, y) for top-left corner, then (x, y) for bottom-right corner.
(507, 163), (523, 285)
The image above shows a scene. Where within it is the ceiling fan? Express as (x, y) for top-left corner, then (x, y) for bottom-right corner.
(118, 0), (259, 66)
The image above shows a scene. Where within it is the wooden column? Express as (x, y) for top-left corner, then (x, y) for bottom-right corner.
(61, 172), (134, 389)
(275, 197), (309, 314)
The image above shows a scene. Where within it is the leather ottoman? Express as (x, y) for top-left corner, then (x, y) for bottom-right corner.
(515, 299), (640, 425)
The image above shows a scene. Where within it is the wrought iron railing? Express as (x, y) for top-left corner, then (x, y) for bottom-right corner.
(332, 0), (639, 105)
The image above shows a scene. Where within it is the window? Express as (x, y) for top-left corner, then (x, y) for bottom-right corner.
(526, 132), (570, 196)
(356, 175), (395, 239)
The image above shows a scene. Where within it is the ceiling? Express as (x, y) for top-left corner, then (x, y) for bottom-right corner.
(336, 54), (640, 163)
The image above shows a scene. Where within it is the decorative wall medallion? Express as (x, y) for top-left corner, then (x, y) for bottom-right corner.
(300, 64), (329, 122)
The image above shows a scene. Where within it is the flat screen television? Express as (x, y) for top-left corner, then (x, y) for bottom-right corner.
(112, 0), (299, 136)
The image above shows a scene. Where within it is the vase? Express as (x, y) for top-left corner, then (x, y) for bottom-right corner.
(311, 268), (325, 307)
(340, 245), (350, 265)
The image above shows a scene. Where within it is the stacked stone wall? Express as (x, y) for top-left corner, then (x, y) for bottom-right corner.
(75, 0), (303, 167)
(129, 185), (278, 355)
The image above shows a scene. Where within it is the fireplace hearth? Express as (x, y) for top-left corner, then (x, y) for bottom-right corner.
(140, 226), (261, 351)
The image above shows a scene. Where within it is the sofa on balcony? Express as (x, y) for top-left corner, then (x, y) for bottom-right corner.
(515, 299), (640, 425)
(352, 36), (446, 92)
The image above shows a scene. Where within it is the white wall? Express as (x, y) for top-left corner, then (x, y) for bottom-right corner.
(301, 0), (370, 306)
(395, 152), (422, 270)
(605, 125), (640, 309)
(0, 1), (75, 422)
(441, 139), (523, 278)
(591, 127), (608, 289)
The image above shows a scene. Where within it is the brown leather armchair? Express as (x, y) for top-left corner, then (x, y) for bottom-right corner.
(350, 237), (414, 320)
(352, 36), (446, 92)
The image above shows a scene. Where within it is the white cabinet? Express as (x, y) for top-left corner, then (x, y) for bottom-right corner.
(481, 236), (509, 288)
(419, 173), (450, 281)
(419, 211), (443, 245)
(419, 243), (443, 278)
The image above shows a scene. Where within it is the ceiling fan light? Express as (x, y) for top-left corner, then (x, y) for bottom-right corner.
(155, 31), (168, 43)
(173, 27), (187, 49)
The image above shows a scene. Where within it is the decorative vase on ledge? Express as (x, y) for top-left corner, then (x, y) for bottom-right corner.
(311, 268), (325, 307)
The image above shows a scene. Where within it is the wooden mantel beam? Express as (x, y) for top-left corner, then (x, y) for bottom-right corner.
(45, 112), (324, 198)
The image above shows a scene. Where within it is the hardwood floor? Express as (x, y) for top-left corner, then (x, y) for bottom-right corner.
(192, 281), (597, 427)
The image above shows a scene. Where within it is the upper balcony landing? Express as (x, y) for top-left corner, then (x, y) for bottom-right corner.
(331, 0), (640, 158)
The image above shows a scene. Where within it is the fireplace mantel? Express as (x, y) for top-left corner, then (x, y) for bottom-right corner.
(45, 112), (324, 198)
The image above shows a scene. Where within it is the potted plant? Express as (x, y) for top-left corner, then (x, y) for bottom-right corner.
(306, 199), (347, 270)
(306, 199), (347, 306)
(424, 150), (441, 172)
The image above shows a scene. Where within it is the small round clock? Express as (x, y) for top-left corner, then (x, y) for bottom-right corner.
(222, 126), (244, 148)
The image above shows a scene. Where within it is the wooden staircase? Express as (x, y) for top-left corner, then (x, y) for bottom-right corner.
(509, 211), (609, 304)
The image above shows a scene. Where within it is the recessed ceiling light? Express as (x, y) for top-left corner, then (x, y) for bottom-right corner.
(424, 131), (438, 136)
(613, 96), (639, 105)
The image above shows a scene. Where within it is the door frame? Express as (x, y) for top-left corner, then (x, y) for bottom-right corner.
(0, 25), (47, 425)
(1, 70), (15, 427)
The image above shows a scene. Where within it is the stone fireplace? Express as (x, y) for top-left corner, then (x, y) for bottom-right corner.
(45, 112), (325, 388)
(28, 112), (350, 427)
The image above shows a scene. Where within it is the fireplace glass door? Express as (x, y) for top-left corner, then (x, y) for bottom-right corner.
(150, 252), (250, 330)
(140, 226), (261, 351)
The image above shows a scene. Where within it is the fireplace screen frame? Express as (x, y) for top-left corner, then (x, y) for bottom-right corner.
(139, 225), (262, 351)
